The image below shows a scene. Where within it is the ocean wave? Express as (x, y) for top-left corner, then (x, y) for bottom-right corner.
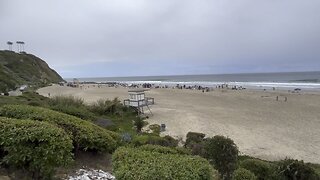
(113, 80), (320, 90)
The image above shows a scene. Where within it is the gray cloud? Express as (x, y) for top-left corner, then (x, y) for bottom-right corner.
(1, 0), (320, 77)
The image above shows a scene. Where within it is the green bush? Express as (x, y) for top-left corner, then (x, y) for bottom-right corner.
(277, 159), (319, 180)
(48, 95), (96, 120)
(240, 159), (276, 180)
(185, 132), (206, 147)
(89, 98), (124, 115)
(112, 147), (217, 180)
(0, 105), (120, 153)
(133, 117), (148, 133)
(50, 105), (96, 121)
(233, 168), (257, 180)
(163, 135), (179, 147)
(184, 132), (206, 156)
(204, 135), (239, 180)
(0, 117), (73, 178)
(149, 124), (160, 135)
(138, 144), (191, 155)
(48, 95), (84, 107)
(132, 135), (178, 147)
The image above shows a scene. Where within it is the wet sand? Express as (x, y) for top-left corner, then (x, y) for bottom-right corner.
(38, 85), (320, 163)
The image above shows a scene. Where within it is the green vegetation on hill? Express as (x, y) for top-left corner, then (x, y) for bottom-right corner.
(0, 117), (73, 178)
(184, 132), (320, 180)
(112, 146), (217, 180)
(0, 105), (120, 153)
(0, 50), (63, 92)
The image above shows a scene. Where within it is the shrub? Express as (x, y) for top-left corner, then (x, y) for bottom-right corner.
(50, 105), (96, 121)
(163, 135), (179, 147)
(0, 117), (73, 179)
(240, 159), (276, 180)
(133, 117), (147, 133)
(149, 124), (160, 135)
(48, 95), (84, 107)
(277, 159), (319, 180)
(185, 132), (206, 156)
(204, 135), (239, 180)
(89, 98), (124, 115)
(28, 101), (41, 106)
(233, 168), (257, 180)
(48, 95), (95, 120)
(112, 147), (217, 180)
(185, 132), (206, 147)
(138, 144), (191, 155)
(132, 135), (178, 147)
(0, 105), (120, 153)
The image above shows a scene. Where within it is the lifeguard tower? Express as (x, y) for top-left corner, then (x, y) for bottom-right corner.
(73, 78), (80, 88)
(123, 89), (154, 115)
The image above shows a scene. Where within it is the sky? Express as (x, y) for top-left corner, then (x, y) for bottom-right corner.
(0, 0), (320, 78)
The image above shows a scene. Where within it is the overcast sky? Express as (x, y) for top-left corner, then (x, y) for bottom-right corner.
(1, 0), (320, 78)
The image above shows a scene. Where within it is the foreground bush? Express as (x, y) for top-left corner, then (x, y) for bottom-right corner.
(132, 135), (178, 147)
(48, 95), (85, 107)
(138, 144), (191, 155)
(204, 135), (239, 180)
(50, 105), (96, 121)
(149, 124), (161, 135)
(133, 117), (148, 133)
(0, 105), (120, 153)
(112, 147), (217, 180)
(185, 132), (207, 156)
(185, 132), (206, 147)
(89, 98), (124, 115)
(48, 95), (96, 120)
(0, 117), (73, 179)
(277, 159), (319, 180)
(233, 168), (257, 180)
(240, 159), (276, 180)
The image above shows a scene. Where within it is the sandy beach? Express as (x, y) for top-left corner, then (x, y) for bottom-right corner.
(38, 85), (320, 163)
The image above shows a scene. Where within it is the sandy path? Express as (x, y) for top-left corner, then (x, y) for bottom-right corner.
(38, 85), (320, 163)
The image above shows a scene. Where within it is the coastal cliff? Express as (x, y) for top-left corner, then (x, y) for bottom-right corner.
(0, 50), (63, 92)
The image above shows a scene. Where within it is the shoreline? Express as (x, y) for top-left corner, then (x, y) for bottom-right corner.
(63, 80), (320, 92)
(38, 84), (320, 164)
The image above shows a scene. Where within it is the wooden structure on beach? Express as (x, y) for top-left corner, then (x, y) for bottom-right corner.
(123, 89), (154, 115)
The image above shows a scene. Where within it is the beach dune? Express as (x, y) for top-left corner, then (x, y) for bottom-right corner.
(38, 85), (320, 163)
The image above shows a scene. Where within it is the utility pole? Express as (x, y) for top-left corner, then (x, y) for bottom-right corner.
(16, 41), (21, 52)
(21, 41), (25, 52)
(16, 41), (25, 53)
(7, 41), (13, 51)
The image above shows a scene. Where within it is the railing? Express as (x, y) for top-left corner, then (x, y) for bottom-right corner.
(123, 97), (154, 107)
(145, 97), (154, 105)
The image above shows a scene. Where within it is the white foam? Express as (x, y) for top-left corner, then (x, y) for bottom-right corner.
(113, 80), (320, 90)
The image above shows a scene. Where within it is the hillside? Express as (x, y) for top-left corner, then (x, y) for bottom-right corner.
(0, 50), (63, 92)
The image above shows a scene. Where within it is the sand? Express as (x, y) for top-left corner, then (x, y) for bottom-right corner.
(38, 85), (320, 163)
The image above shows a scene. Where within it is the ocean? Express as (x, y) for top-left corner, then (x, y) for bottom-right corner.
(66, 71), (320, 91)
